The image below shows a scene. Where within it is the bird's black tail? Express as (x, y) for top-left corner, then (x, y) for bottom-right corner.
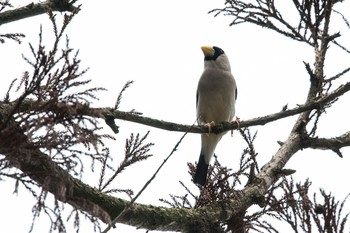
(193, 154), (209, 186)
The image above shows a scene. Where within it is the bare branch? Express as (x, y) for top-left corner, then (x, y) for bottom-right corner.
(333, 9), (350, 30)
(332, 40), (350, 54)
(0, 1), (79, 26)
(326, 66), (350, 82)
(2, 80), (350, 138)
(302, 131), (350, 157)
(107, 81), (350, 134)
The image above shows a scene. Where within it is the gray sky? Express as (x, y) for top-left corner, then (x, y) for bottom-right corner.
(1, 0), (350, 232)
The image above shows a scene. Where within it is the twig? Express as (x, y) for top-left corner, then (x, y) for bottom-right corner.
(325, 66), (350, 82)
(115, 80), (134, 109)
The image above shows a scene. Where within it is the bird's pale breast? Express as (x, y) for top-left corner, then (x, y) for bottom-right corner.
(196, 68), (236, 125)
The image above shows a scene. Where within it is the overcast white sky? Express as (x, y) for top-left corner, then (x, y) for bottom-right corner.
(1, 0), (350, 232)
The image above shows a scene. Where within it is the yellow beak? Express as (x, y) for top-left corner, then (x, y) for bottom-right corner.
(201, 46), (215, 57)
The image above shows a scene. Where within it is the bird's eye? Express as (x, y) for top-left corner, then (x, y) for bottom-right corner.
(213, 46), (225, 56)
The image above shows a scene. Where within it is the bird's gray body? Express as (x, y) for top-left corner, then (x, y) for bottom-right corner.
(194, 47), (237, 185)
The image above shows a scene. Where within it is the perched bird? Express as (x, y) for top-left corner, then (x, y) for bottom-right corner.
(193, 46), (237, 186)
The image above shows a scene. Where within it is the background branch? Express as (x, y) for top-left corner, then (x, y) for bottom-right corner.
(0, 0), (79, 26)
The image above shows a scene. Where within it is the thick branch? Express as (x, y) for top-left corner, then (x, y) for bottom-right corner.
(0, 0), (79, 26)
(0, 125), (294, 233)
(0, 116), (253, 232)
(252, 132), (302, 197)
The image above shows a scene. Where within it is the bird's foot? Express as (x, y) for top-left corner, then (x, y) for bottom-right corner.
(231, 117), (241, 136)
(205, 121), (215, 136)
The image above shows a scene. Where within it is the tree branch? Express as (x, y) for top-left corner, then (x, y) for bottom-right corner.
(0, 0), (79, 26)
(3, 80), (349, 232)
(4, 81), (350, 135)
(302, 131), (350, 157)
(0, 115), (257, 232)
(105, 80), (350, 134)
(2, 88), (347, 232)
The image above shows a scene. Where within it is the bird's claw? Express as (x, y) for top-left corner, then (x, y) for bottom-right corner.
(205, 121), (216, 136)
(231, 117), (241, 136)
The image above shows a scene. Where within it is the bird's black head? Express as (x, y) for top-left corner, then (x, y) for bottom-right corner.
(204, 46), (225, 61)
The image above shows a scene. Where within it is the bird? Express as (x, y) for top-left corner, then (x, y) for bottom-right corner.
(193, 46), (237, 186)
